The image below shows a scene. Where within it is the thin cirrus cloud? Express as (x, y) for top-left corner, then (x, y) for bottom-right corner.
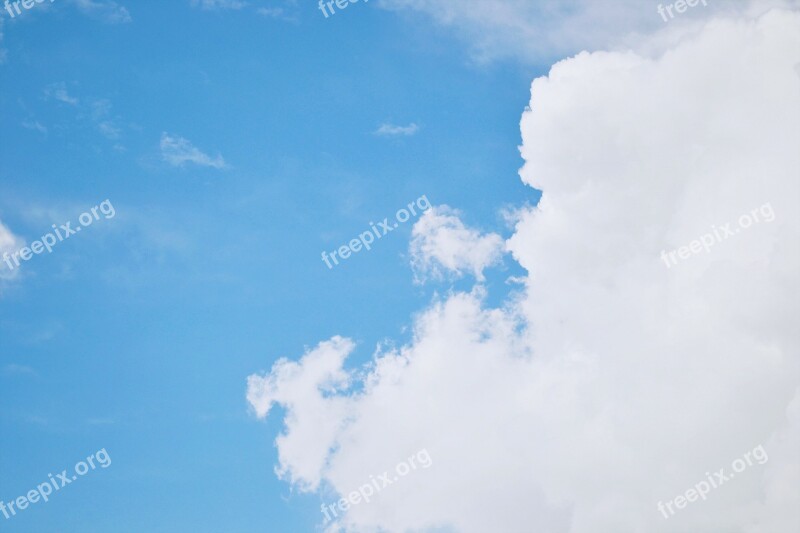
(90, 99), (121, 139)
(0, 18), (6, 64)
(71, 0), (132, 23)
(189, 0), (248, 10)
(378, 0), (796, 63)
(41, 86), (124, 145)
(1, 364), (36, 377)
(21, 119), (47, 134)
(189, 0), (299, 20)
(43, 82), (79, 106)
(256, 6), (298, 21)
(378, 0), (664, 63)
(0, 2), (128, 64)
(159, 132), (227, 170)
(247, 7), (800, 533)
(374, 122), (419, 136)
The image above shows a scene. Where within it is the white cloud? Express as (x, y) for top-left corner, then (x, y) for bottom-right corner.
(409, 205), (504, 283)
(43, 82), (79, 106)
(248, 7), (800, 533)
(0, 221), (24, 285)
(378, 0), (799, 63)
(374, 123), (419, 136)
(159, 132), (226, 169)
(190, 0), (247, 10)
(72, 0), (132, 23)
(247, 336), (354, 491)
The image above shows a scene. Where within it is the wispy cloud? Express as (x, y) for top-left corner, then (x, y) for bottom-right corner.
(0, 18), (7, 65)
(21, 119), (48, 134)
(377, 0), (733, 63)
(72, 0), (132, 23)
(44, 82), (79, 106)
(190, 0), (247, 10)
(191, 0), (298, 20)
(23, 414), (49, 426)
(90, 98), (112, 118)
(160, 132), (227, 169)
(1, 364), (37, 377)
(256, 6), (298, 22)
(256, 6), (285, 18)
(40, 86), (127, 146)
(86, 417), (115, 425)
(90, 99), (121, 139)
(97, 121), (121, 139)
(374, 122), (419, 136)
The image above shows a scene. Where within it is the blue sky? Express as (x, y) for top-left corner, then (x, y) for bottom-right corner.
(4, 2), (798, 532)
(0, 1), (540, 531)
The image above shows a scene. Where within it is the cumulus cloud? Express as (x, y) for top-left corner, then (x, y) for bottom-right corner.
(247, 336), (354, 491)
(410, 206), (504, 283)
(247, 7), (800, 533)
(160, 132), (226, 169)
(72, 0), (132, 23)
(374, 123), (419, 136)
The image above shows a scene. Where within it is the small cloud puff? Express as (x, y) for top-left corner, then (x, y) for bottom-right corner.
(410, 206), (505, 283)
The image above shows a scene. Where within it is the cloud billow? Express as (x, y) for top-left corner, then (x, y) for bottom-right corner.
(248, 8), (800, 532)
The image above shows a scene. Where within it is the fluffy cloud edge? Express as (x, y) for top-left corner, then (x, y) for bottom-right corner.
(247, 6), (800, 533)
